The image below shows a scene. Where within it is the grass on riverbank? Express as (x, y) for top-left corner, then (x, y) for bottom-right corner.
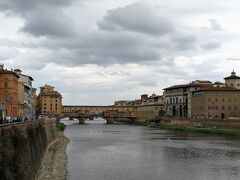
(113, 119), (240, 137)
(56, 122), (66, 132)
(151, 124), (240, 137)
(113, 119), (148, 126)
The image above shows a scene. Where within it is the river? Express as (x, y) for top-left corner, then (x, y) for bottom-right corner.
(63, 118), (240, 180)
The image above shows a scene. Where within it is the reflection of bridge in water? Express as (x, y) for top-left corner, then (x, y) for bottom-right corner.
(61, 105), (136, 124)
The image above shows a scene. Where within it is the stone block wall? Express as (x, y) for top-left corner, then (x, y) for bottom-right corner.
(0, 119), (57, 180)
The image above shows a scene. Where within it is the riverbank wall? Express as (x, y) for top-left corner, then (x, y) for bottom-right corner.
(0, 119), (57, 180)
(162, 119), (240, 130)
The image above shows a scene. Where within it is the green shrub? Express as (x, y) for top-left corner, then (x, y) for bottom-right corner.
(56, 122), (66, 131)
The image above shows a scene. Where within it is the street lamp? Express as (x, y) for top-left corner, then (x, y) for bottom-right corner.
(9, 96), (13, 120)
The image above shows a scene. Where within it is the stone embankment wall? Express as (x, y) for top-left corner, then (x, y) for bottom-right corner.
(164, 119), (240, 130)
(0, 119), (57, 180)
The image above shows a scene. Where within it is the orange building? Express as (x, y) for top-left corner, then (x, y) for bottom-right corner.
(38, 84), (62, 116)
(0, 64), (19, 118)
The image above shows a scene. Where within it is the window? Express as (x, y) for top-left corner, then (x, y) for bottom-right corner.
(222, 106), (225, 110)
(4, 82), (8, 88)
(235, 106), (238, 110)
(215, 106), (218, 110)
(228, 106), (231, 110)
(208, 106), (211, 110)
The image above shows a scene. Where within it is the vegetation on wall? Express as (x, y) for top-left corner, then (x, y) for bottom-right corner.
(56, 122), (66, 131)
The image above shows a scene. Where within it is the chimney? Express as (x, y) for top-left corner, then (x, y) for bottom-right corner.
(141, 94), (148, 101)
(0, 64), (3, 70)
(14, 69), (22, 75)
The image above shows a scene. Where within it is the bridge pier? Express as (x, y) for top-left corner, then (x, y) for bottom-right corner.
(106, 118), (114, 124)
(78, 118), (85, 124)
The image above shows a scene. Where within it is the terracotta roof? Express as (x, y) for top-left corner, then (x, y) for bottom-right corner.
(163, 83), (211, 90)
(195, 87), (239, 91)
(41, 91), (62, 97)
(224, 75), (240, 80)
(214, 81), (224, 84)
(0, 70), (19, 78)
(40, 84), (55, 88)
(194, 80), (212, 83)
(224, 71), (240, 80)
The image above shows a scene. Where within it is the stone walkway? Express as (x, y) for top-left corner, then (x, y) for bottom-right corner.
(36, 132), (70, 180)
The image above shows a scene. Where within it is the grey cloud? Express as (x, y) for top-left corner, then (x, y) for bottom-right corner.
(0, 0), (73, 14)
(2, 1), (221, 69)
(140, 80), (158, 87)
(20, 8), (76, 37)
(171, 33), (197, 50)
(0, 0), (75, 38)
(97, 71), (130, 77)
(209, 19), (222, 31)
(97, 3), (174, 36)
(48, 45), (161, 66)
(201, 40), (221, 50)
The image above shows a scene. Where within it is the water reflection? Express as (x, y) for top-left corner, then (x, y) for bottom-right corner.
(63, 120), (240, 180)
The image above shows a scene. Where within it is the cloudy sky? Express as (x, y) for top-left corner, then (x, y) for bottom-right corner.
(1, 0), (240, 105)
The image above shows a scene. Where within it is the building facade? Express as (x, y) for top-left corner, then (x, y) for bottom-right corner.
(14, 69), (35, 119)
(0, 65), (19, 118)
(191, 87), (240, 119)
(38, 84), (62, 116)
(135, 94), (165, 121)
(163, 80), (212, 118)
(191, 71), (240, 119)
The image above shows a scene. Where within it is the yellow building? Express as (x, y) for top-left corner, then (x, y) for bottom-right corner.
(32, 88), (38, 117)
(191, 87), (240, 119)
(17, 82), (24, 117)
(38, 84), (62, 116)
(135, 94), (165, 122)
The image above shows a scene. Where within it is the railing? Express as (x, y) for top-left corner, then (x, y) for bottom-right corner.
(0, 118), (56, 134)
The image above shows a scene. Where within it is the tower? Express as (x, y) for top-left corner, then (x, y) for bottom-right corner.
(224, 70), (240, 89)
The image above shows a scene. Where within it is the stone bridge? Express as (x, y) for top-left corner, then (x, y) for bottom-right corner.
(61, 105), (137, 124)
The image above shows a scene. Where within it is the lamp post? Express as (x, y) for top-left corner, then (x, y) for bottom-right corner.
(10, 96), (13, 121)
(0, 100), (6, 121)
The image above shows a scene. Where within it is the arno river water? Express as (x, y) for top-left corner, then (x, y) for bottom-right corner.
(63, 118), (240, 180)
